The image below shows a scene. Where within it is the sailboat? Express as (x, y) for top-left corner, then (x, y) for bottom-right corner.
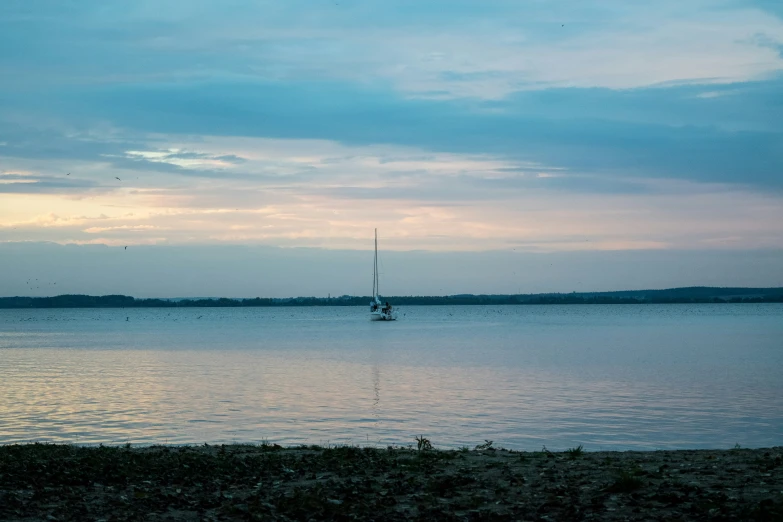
(370, 229), (398, 321)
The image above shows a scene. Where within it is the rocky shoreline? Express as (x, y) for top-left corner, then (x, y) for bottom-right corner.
(1, 443), (781, 521)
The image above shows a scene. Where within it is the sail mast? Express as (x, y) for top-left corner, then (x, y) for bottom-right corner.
(374, 228), (379, 299)
(372, 228), (376, 299)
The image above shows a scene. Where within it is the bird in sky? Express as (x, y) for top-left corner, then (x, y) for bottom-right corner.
(66, 172), (70, 176)
(115, 177), (121, 181)
(124, 246), (127, 250)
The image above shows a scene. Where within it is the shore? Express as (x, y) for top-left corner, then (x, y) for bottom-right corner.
(0, 444), (780, 521)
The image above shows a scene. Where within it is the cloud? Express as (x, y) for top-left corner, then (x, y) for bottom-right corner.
(83, 224), (162, 234)
(124, 149), (246, 169)
(696, 90), (738, 99)
(1, 134), (782, 252)
(0, 171), (101, 194)
(1, 0), (782, 254)
(17, 77), (778, 190)
(2, 0), (782, 97)
(748, 0), (783, 19)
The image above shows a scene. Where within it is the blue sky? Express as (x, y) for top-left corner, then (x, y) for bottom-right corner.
(1, 1), (782, 294)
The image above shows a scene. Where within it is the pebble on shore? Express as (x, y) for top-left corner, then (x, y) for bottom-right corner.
(0, 444), (781, 521)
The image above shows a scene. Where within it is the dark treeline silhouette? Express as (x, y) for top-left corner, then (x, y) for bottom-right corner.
(1, 287), (782, 308)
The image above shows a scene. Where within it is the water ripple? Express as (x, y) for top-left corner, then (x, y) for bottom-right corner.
(1, 304), (782, 449)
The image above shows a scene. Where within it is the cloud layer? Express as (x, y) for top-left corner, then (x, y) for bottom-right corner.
(1, 0), (782, 261)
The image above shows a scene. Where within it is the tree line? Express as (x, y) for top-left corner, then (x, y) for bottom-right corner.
(1, 288), (782, 308)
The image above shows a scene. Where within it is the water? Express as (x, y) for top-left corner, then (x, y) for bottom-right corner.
(1, 304), (781, 450)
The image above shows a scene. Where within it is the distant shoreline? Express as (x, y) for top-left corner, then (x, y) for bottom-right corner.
(1, 286), (782, 308)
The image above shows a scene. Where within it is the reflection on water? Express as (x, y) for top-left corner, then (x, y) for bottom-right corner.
(372, 364), (380, 420)
(1, 304), (782, 450)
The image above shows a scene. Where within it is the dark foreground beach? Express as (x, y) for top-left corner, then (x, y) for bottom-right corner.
(1, 444), (781, 521)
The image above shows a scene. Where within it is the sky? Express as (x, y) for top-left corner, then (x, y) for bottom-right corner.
(1, 1), (782, 296)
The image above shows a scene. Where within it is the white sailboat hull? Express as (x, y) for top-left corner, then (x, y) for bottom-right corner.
(370, 310), (397, 321)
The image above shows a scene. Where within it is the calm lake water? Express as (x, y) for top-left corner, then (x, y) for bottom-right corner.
(1, 304), (781, 450)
